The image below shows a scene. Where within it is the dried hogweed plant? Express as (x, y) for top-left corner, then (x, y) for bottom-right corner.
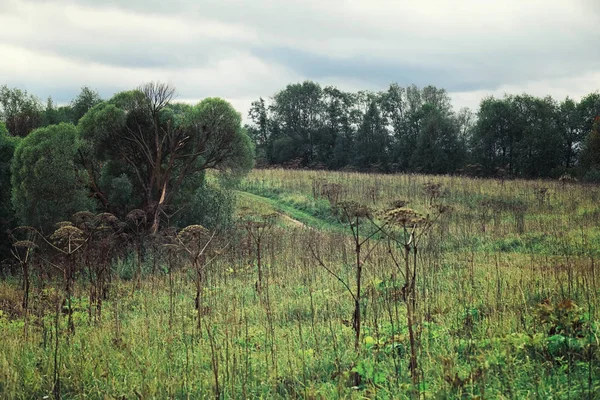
(383, 200), (446, 387)
(177, 224), (226, 331)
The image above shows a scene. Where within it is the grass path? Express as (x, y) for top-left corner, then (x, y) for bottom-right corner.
(235, 190), (342, 231)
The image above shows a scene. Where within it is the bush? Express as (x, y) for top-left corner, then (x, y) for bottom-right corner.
(172, 183), (236, 231)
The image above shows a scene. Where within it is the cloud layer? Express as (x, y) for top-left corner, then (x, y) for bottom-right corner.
(1, 0), (599, 115)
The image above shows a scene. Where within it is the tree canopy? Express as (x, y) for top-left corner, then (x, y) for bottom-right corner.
(11, 123), (92, 232)
(247, 81), (600, 179)
(77, 83), (253, 232)
(2, 82), (254, 236)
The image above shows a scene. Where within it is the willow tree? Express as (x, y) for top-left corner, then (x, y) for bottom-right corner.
(11, 123), (92, 232)
(78, 82), (254, 233)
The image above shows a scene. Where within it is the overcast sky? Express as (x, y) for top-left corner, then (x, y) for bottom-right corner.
(1, 0), (599, 118)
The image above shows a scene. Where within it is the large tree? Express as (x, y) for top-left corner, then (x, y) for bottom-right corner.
(471, 97), (517, 175)
(0, 86), (44, 137)
(580, 118), (600, 175)
(71, 86), (102, 124)
(270, 81), (324, 165)
(511, 95), (562, 177)
(324, 86), (356, 169)
(0, 123), (20, 260)
(11, 123), (92, 232)
(578, 92), (600, 139)
(354, 100), (389, 170)
(411, 104), (466, 174)
(557, 97), (582, 169)
(78, 82), (254, 233)
(246, 97), (270, 164)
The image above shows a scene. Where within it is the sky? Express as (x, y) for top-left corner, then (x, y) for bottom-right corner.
(1, 0), (599, 119)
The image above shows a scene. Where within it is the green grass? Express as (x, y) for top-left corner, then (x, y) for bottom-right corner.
(1, 168), (600, 399)
(236, 190), (343, 232)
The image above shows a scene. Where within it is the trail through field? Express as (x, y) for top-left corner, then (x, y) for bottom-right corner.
(235, 190), (332, 230)
(276, 212), (306, 228)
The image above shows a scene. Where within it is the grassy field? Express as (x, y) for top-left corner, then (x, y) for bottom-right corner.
(1, 169), (600, 399)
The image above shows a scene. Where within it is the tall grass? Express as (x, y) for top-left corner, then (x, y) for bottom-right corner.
(0, 169), (599, 398)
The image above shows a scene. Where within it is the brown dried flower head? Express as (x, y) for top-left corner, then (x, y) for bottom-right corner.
(12, 226), (37, 235)
(55, 221), (74, 229)
(50, 225), (85, 250)
(384, 208), (427, 227)
(72, 211), (97, 229)
(178, 224), (209, 244)
(337, 201), (372, 219)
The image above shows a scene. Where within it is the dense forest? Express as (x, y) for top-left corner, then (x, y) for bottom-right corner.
(245, 81), (600, 179)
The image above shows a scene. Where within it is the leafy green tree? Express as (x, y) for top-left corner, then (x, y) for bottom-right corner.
(0, 123), (20, 260)
(11, 123), (92, 232)
(421, 85), (453, 115)
(470, 97), (517, 175)
(0, 121), (8, 136)
(78, 82), (254, 233)
(580, 118), (600, 178)
(270, 81), (324, 165)
(247, 81), (600, 178)
(246, 97), (270, 165)
(511, 95), (562, 177)
(578, 92), (600, 140)
(0, 86), (43, 137)
(42, 97), (74, 126)
(323, 86), (356, 168)
(411, 104), (465, 174)
(70, 86), (102, 124)
(380, 84), (407, 171)
(557, 97), (582, 169)
(354, 101), (389, 170)
(173, 182), (235, 231)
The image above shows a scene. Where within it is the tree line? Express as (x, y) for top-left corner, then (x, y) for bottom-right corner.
(245, 81), (600, 179)
(0, 83), (254, 262)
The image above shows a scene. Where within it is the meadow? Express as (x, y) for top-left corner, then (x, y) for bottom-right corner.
(1, 169), (599, 399)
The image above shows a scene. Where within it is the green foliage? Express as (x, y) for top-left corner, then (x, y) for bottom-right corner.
(77, 87), (254, 230)
(352, 359), (387, 387)
(0, 125), (20, 261)
(580, 120), (600, 175)
(471, 94), (563, 178)
(11, 123), (92, 232)
(248, 81), (471, 173)
(411, 104), (465, 174)
(248, 81), (600, 179)
(0, 85), (43, 137)
(107, 173), (135, 210)
(189, 98), (255, 175)
(583, 168), (600, 183)
(354, 101), (388, 170)
(1, 169), (600, 398)
(70, 86), (102, 124)
(173, 182), (236, 231)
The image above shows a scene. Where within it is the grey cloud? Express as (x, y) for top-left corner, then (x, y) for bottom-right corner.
(2, 0), (599, 115)
(251, 47), (484, 92)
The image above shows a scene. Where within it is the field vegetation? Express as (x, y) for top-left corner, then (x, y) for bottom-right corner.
(1, 167), (599, 399)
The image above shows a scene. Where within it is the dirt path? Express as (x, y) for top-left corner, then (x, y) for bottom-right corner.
(276, 212), (306, 228)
